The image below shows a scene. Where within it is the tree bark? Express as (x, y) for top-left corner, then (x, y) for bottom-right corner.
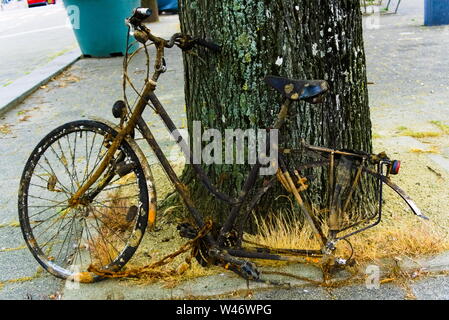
(177, 0), (373, 225)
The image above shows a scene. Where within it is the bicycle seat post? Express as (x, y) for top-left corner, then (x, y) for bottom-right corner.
(272, 98), (292, 130)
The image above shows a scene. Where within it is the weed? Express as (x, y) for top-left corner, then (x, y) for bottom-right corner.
(0, 245), (27, 253)
(397, 126), (442, 138)
(410, 146), (440, 154)
(430, 121), (449, 134)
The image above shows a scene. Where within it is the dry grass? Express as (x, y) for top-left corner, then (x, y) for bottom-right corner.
(126, 257), (222, 288)
(245, 205), (449, 267)
(244, 211), (322, 252)
(0, 221), (20, 229)
(347, 219), (449, 264)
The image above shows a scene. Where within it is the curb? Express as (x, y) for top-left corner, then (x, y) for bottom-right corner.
(0, 49), (82, 116)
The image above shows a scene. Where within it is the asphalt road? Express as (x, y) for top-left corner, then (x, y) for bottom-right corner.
(0, 1), (77, 88)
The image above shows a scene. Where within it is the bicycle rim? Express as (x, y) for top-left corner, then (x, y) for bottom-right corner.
(18, 120), (149, 282)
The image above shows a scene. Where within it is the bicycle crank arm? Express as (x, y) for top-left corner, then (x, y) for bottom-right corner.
(383, 177), (429, 220)
(209, 248), (261, 281)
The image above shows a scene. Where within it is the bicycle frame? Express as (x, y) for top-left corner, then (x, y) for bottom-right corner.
(66, 23), (427, 276)
(137, 91), (334, 264)
(134, 91), (410, 267)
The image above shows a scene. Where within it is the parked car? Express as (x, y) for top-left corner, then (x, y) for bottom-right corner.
(27, 0), (56, 7)
(157, 0), (177, 12)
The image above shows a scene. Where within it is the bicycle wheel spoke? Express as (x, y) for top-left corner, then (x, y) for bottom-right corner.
(81, 131), (96, 185)
(100, 182), (137, 192)
(66, 134), (80, 188)
(35, 162), (71, 195)
(33, 209), (74, 240)
(82, 218), (97, 265)
(39, 216), (73, 251)
(100, 194), (140, 203)
(57, 139), (75, 193)
(72, 219), (85, 268)
(49, 144), (76, 194)
(28, 194), (68, 205)
(43, 153), (73, 194)
(89, 206), (130, 246)
(86, 214), (118, 264)
(72, 131), (82, 187)
(55, 213), (78, 263)
(83, 135), (108, 185)
(28, 199), (69, 218)
(62, 214), (78, 267)
(81, 131), (90, 185)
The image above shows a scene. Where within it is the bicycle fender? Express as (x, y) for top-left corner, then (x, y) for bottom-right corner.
(383, 177), (429, 220)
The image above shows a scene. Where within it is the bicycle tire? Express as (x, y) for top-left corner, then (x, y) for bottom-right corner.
(18, 120), (149, 282)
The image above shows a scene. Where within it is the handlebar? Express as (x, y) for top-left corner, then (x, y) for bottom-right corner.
(194, 38), (221, 53)
(127, 7), (153, 26)
(125, 8), (221, 84)
(126, 8), (221, 53)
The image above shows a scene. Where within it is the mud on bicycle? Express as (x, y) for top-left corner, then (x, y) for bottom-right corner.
(18, 8), (428, 283)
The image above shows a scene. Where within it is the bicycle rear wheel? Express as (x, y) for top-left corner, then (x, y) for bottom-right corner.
(18, 120), (149, 282)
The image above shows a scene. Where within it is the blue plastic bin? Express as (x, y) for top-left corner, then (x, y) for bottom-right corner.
(425, 0), (449, 26)
(63, 0), (140, 57)
(158, 0), (178, 11)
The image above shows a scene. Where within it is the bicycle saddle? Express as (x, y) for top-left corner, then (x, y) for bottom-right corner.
(265, 75), (329, 103)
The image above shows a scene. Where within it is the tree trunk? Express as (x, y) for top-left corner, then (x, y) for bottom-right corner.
(141, 0), (159, 23)
(178, 0), (372, 226)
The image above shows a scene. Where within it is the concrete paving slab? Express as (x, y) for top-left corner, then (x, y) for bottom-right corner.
(0, 227), (26, 251)
(0, 274), (61, 300)
(252, 286), (331, 300)
(0, 250), (39, 282)
(327, 283), (406, 300)
(411, 276), (449, 300)
(400, 252), (449, 273)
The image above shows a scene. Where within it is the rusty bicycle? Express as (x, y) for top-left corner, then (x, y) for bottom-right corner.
(18, 8), (427, 283)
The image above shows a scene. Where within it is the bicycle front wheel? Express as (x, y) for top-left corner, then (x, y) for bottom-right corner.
(18, 120), (149, 282)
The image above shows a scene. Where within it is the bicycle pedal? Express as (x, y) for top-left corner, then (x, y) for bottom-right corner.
(177, 223), (198, 239)
(114, 160), (136, 177)
(231, 261), (260, 281)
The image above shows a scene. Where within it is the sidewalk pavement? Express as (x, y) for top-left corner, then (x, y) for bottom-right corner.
(0, 1), (448, 300)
